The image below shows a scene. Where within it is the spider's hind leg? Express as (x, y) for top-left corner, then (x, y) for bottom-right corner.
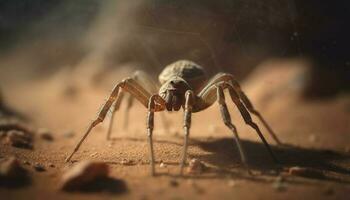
(226, 84), (279, 163)
(231, 81), (283, 145)
(216, 85), (252, 174)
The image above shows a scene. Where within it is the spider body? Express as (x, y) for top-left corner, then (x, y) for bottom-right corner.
(158, 60), (207, 111)
(66, 60), (283, 176)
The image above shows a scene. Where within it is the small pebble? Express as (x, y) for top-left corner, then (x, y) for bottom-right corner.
(169, 179), (179, 187)
(160, 162), (167, 168)
(288, 166), (325, 179)
(187, 158), (206, 174)
(23, 160), (30, 165)
(49, 163), (55, 168)
(34, 163), (46, 172)
(121, 159), (135, 165)
(89, 152), (99, 158)
(38, 128), (54, 141)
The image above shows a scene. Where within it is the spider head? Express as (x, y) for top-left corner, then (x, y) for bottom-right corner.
(159, 77), (192, 111)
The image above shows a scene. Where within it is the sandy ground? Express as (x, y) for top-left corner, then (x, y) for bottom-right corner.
(0, 59), (350, 199)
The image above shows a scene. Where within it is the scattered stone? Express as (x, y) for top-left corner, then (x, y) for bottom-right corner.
(34, 163), (46, 172)
(0, 157), (29, 187)
(5, 130), (33, 149)
(23, 160), (30, 165)
(272, 176), (287, 192)
(60, 161), (109, 191)
(38, 128), (54, 141)
(159, 162), (167, 168)
(288, 166), (325, 179)
(89, 152), (99, 158)
(120, 159), (135, 166)
(169, 179), (179, 187)
(49, 163), (55, 168)
(187, 159), (206, 174)
(0, 157), (26, 178)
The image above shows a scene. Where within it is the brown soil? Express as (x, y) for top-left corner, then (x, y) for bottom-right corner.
(0, 59), (349, 199)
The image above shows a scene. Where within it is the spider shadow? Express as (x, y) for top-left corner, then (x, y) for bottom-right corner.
(189, 137), (350, 183)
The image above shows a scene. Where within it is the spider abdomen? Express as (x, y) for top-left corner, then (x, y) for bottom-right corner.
(158, 60), (207, 92)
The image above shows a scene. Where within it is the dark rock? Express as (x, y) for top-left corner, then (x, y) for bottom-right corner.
(169, 179), (179, 187)
(0, 157), (30, 188)
(38, 129), (54, 141)
(61, 161), (109, 191)
(288, 166), (325, 179)
(34, 163), (46, 172)
(5, 130), (33, 149)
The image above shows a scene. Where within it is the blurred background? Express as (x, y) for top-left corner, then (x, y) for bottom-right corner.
(0, 0), (349, 96)
(0, 1), (350, 199)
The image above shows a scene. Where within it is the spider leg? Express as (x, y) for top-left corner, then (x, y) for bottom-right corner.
(146, 95), (166, 176)
(180, 90), (194, 175)
(216, 85), (251, 174)
(106, 91), (125, 140)
(231, 81), (282, 145)
(195, 82), (251, 173)
(133, 70), (170, 131)
(199, 72), (282, 145)
(122, 93), (134, 130)
(195, 76), (279, 170)
(106, 71), (169, 137)
(225, 83), (279, 163)
(65, 78), (160, 162)
(133, 71), (170, 131)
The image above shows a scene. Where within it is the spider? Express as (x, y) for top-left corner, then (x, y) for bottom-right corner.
(65, 60), (282, 175)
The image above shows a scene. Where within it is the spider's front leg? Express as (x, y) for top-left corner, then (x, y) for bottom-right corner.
(65, 78), (159, 163)
(146, 95), (167, 176)
(180, 90), (195, 175)
(107, 71), (169, 140)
